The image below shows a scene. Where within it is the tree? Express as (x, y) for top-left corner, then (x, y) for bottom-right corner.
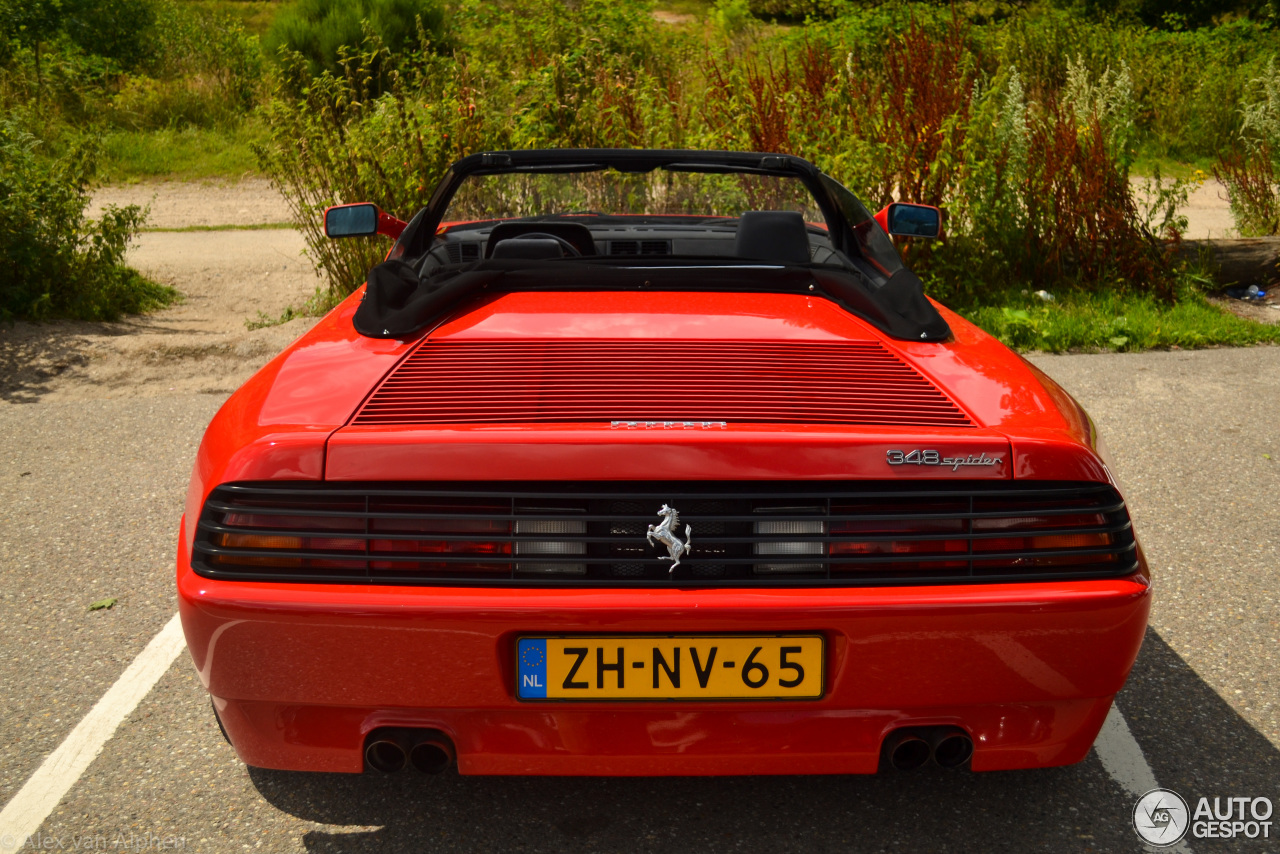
(264, 0), (450, 81)
(0, 0), (65, 100)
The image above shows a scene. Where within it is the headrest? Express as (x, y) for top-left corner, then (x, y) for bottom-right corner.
(734, 211), (812, 265)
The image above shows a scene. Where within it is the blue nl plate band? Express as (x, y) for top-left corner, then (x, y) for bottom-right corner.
(517, 638), (549, 698)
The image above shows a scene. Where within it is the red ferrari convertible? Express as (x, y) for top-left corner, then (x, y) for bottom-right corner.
(177, 149), (1149, 777)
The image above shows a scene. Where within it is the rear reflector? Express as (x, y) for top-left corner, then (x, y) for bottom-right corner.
(753, 518), (825, 575)
(515, 519), (587, 575)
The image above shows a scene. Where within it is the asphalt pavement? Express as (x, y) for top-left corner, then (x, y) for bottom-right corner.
(1, 346), (1277, 853)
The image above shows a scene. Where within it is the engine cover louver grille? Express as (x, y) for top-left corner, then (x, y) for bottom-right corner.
(193, 481), (1138, 587)
(352, 340), (973, 427)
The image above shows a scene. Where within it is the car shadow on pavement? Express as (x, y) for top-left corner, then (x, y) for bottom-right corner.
(248, 628), (1279, 854)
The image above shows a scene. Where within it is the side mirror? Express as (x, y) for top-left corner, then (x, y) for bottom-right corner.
(324, 203), (407, 239)
(875, 203), (943, 239)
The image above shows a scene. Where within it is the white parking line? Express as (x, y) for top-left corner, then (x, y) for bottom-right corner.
(1095, 703), (1159, 797)
(1094, 703), (1193, 853)
(0, 613), (186, 853)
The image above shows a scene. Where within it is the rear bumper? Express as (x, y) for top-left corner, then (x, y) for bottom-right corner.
(178, 540), (1149, 775)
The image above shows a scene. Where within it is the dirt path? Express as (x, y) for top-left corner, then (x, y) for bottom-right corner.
(2, 180), (325, 404)
(86, 178), (294, 228)
(1176, 178), (1237, 239)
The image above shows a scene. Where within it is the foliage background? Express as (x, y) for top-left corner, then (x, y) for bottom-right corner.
(1, 0), (1278, 348)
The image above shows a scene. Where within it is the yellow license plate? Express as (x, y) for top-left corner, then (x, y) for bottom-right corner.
(515, 635), (824, 701)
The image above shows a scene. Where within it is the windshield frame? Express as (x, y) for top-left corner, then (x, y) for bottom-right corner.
(405, 149), (863, 260)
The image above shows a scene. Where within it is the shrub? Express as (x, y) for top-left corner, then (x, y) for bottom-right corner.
(258, 0), (687, 294)
(263, 0), (448, 80)
(256, 40), (496, 294)
(707, 18), (1182, 304)
(0, 121), (174, 320)
(1216, 57), (1280, 236)
(61, 0), (160, 71)
(747, 0), (844, 21)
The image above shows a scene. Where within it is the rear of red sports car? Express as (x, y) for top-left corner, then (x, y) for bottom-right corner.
(176, 150), (1149, 776)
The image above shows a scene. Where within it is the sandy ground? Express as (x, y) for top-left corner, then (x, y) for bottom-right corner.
(2, 181), (325, 404)
(1155, 177), (1238, 240)
(86, 178), (293, 229)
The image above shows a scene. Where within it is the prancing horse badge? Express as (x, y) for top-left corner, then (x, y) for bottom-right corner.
(646, 504), (692, 576)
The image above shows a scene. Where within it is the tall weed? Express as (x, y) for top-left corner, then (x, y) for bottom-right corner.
(1216, 57), (1280, 235)
(703, 18), (1179, 304)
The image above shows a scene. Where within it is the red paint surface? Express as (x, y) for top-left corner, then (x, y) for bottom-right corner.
(178, 286), (1147, 774)
(353, 339), (973, 427)
(179, 528), (1149, 773)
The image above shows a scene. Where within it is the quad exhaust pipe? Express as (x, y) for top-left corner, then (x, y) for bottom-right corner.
(883, 730), (931, 771)
(364, 728), (456, 774)
(929, 727), (974, 768)
(365, 737), (408, 773)
(409, 737), (455, 774)
(367, 724), (969, 774)
(882, 726), (973, 771)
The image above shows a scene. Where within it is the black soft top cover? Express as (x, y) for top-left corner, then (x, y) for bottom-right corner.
(352, 149), (951, 343)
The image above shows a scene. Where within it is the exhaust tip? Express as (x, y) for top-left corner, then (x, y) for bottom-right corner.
(932, 732), (974, 769)
(885, 732), (931, 771)
(365, 739), (408, 773)
(409, 739), (455, 774)
(882, 725), (975, 772)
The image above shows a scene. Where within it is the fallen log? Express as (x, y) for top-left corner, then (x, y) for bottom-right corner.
(1176, 237), (1280, 287)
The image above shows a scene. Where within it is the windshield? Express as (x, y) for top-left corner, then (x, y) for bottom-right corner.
(444, 169), (823, 222)
(425, 161), (906, 284)
(360, 152), (949, 343)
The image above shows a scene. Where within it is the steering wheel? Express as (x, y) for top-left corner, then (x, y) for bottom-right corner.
(504, 232), (582, 257)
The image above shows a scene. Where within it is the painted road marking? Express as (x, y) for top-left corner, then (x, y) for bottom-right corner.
(0, 613), (187, 852)
(1094, 703), (1193, 854)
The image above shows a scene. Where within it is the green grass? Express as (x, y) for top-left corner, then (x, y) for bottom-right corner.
(958, 289), (1280, 353)
(98, 119), (269, 182)
(1130, 153), (1219, 181)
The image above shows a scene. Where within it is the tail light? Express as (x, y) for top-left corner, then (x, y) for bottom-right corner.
(195, 482), (1138, 585)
